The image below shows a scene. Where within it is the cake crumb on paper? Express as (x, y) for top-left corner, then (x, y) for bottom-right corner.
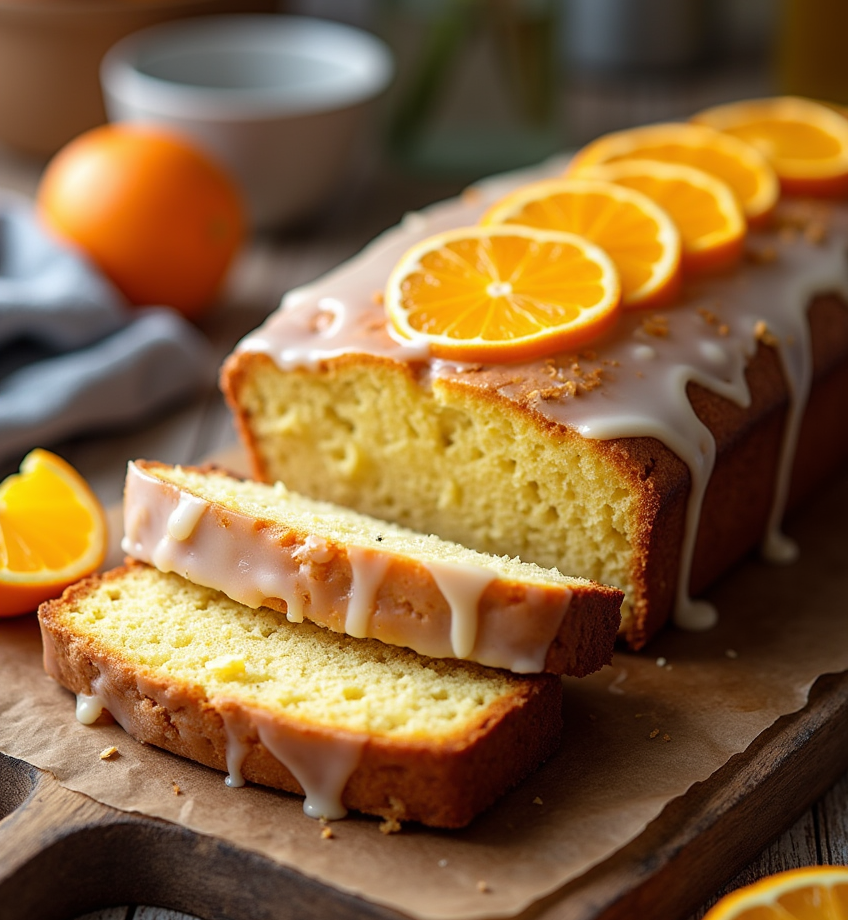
(532, 796), (544, 806)
(379, 817), (402, 835)
(321, 826), (335, 840)
(99, 746), (118, 760)
(663, 734), (672, 743)
(477, 881), (491, 894)
(649, 728), (660, 739)
(172, 782), (182, 796)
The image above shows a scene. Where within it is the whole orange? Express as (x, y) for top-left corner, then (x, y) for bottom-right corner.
(36, 124), (246, 320)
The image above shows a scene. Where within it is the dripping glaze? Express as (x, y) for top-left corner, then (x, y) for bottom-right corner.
(122, 462), (571, 673)
(234, 157), (848, 632)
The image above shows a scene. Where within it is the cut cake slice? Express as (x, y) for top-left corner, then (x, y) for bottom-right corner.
(38, 562), (563, 828)
(122, 459), (623, 676)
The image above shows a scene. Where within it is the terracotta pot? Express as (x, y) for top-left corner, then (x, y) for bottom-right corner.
(0, 0), (277, 156)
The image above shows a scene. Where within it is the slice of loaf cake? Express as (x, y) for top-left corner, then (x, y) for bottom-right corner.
(39, 562), (563, 828)
(122, 459), (622, 676)
(221, 176), (848, 648)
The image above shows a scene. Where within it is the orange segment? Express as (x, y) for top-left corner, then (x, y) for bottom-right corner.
(692, 96), (848, 197)
(385, 225), (621, 363)
(580, 160), (747, 274)
(0, 449), (107, 617)
(703, 866), (848, 920)
(567, 121), (779, 227)
(480, 178), (681, 309)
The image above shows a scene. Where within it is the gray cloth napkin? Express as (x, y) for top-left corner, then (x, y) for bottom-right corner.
(0, 198), (217, 463)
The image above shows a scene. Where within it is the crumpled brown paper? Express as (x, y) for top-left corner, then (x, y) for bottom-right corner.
(1, 473), (846, 920)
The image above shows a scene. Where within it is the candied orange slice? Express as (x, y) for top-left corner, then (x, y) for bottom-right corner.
(692, 96), (848, 197)
(385, 225), (621, 363)
(481, 177), (681, 309)
(567, 121), (779, 227)
(703, 866), (848, 920)
(580, 160), (746, 274)
(0, 449), (107, 617)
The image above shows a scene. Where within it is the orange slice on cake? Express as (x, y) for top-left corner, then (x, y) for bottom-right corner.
(385, 225), (621, 363)
(481, 178), (681, 309)
(0, 449), (107, 617)
(579, 160), (747, 274)
(567, 121), (779, 227)
(703, 866), (848, 920)
(692, 96), (848, 197)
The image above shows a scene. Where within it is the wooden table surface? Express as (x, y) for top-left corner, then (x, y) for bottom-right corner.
(1, 62), (846, 920)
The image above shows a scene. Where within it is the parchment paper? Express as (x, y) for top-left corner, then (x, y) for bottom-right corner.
(1, 473), (846, 920)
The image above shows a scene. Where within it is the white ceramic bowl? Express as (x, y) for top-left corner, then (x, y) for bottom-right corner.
(101, 14), (394, 229)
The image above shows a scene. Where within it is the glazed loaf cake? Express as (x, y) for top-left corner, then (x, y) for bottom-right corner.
(221, 175), (848, 648)
(38, 563), (563, 828)
(122, 459), (622, 676)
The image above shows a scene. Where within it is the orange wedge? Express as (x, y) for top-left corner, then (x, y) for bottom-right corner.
(385, 225), (621, 363)
(703, 866), (848, 920)
(580, 160), (746, 274)
(0, 449), (107, 617)
(692, 96), (848, 197)
(567, 121), (779, 227)
(481, 178), (681, 310)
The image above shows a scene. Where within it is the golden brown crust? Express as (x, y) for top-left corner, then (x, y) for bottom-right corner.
(38, 565), (564, 829)
(132, 459), (622, 676)
(618, 294), (848, 647)
(222, 295), (848, 651)
(220, 352), (274, 482)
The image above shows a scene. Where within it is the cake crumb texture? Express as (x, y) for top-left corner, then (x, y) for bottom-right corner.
(39, 563), (563, 827)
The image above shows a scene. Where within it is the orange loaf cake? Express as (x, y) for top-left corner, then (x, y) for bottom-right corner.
(39, 563), (563, 828)
(222, 150), (848, 649)
(122, 459), (622, 676)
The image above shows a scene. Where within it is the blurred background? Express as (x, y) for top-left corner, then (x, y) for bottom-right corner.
(0, 0), (844, 493)
(1, 0), (843, 233)
(4, 0), (843, 253)
(0, 0), (840, 195)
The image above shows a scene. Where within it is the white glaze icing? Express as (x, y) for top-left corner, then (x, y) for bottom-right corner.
(221, 705), (366, 821)
(75, 692), (105, 725)
(425, 560), (497, 658)
(344, 546), (391, 639)
(122, 462), (572, 672)
(253, 713), (365, 820)
(475, 584), (567, 673)
(232, 156), (848, 632)
(88, 672), (132, 734)
(71, 663), (363, 821)
(166, 493), (207, 541)
(220, 711), (249, 788)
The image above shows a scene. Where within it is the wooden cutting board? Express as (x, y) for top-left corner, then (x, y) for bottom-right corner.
(1, 670), (846, 920)
(2, 463), (847, 920)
